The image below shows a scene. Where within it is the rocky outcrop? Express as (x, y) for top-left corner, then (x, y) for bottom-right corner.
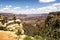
(45, 12), (60, 40)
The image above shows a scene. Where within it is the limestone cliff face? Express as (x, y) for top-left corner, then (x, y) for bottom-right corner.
(6, 20), (24, 35)
(45, 12), (60, 39)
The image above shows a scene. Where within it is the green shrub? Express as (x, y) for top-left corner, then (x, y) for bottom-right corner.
(34, 35), (43, 40)
(24, 36), (33, 40)
(0, 26), (6, 30)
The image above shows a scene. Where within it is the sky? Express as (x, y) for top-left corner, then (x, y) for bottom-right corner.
(0, 0), (60, 14)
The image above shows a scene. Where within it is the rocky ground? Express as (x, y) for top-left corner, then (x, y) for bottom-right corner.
(0, 31), (27, 40)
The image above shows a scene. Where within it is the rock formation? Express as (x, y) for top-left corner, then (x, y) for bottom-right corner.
(45, 12), (60, 40)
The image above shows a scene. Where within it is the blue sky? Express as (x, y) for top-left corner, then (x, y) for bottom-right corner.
(0, 0), (60, 14)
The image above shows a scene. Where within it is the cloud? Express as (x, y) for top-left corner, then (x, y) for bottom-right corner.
(20, 8), (37, 14)
(0, 6), (21, 14)
(36, 3), (59, 13)
(39, 0), (56, 3)
(13, 7), (21, 10)
(5, 5), (12, 8)
(22, 3), (60, 14)
(0, 3), (60, 14)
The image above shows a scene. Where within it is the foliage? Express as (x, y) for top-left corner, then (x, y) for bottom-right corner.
(24, 36), (33, 40)
(23, 12), (60, 40)
(0, 26), (5, 30)
(0, 12), (60, 40)
(15, 29), (21, 35)
(13, 15), (16, 20)
(34, 35), (43, 40)
(44, 12), (60, 40)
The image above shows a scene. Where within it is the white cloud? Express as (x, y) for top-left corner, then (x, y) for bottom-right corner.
(37, 5), (57, 13)
(0, 3), (60, 14)
(13, 7), (21, 10)
(39, 0), (56, 3)
(0, 6), (21, 14)
(5, 5), (12, 8)
(22, 3), (60, 14)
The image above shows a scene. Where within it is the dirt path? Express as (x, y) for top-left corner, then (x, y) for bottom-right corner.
(0, 31), (17, 40)
(0, 31), (26, 40)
